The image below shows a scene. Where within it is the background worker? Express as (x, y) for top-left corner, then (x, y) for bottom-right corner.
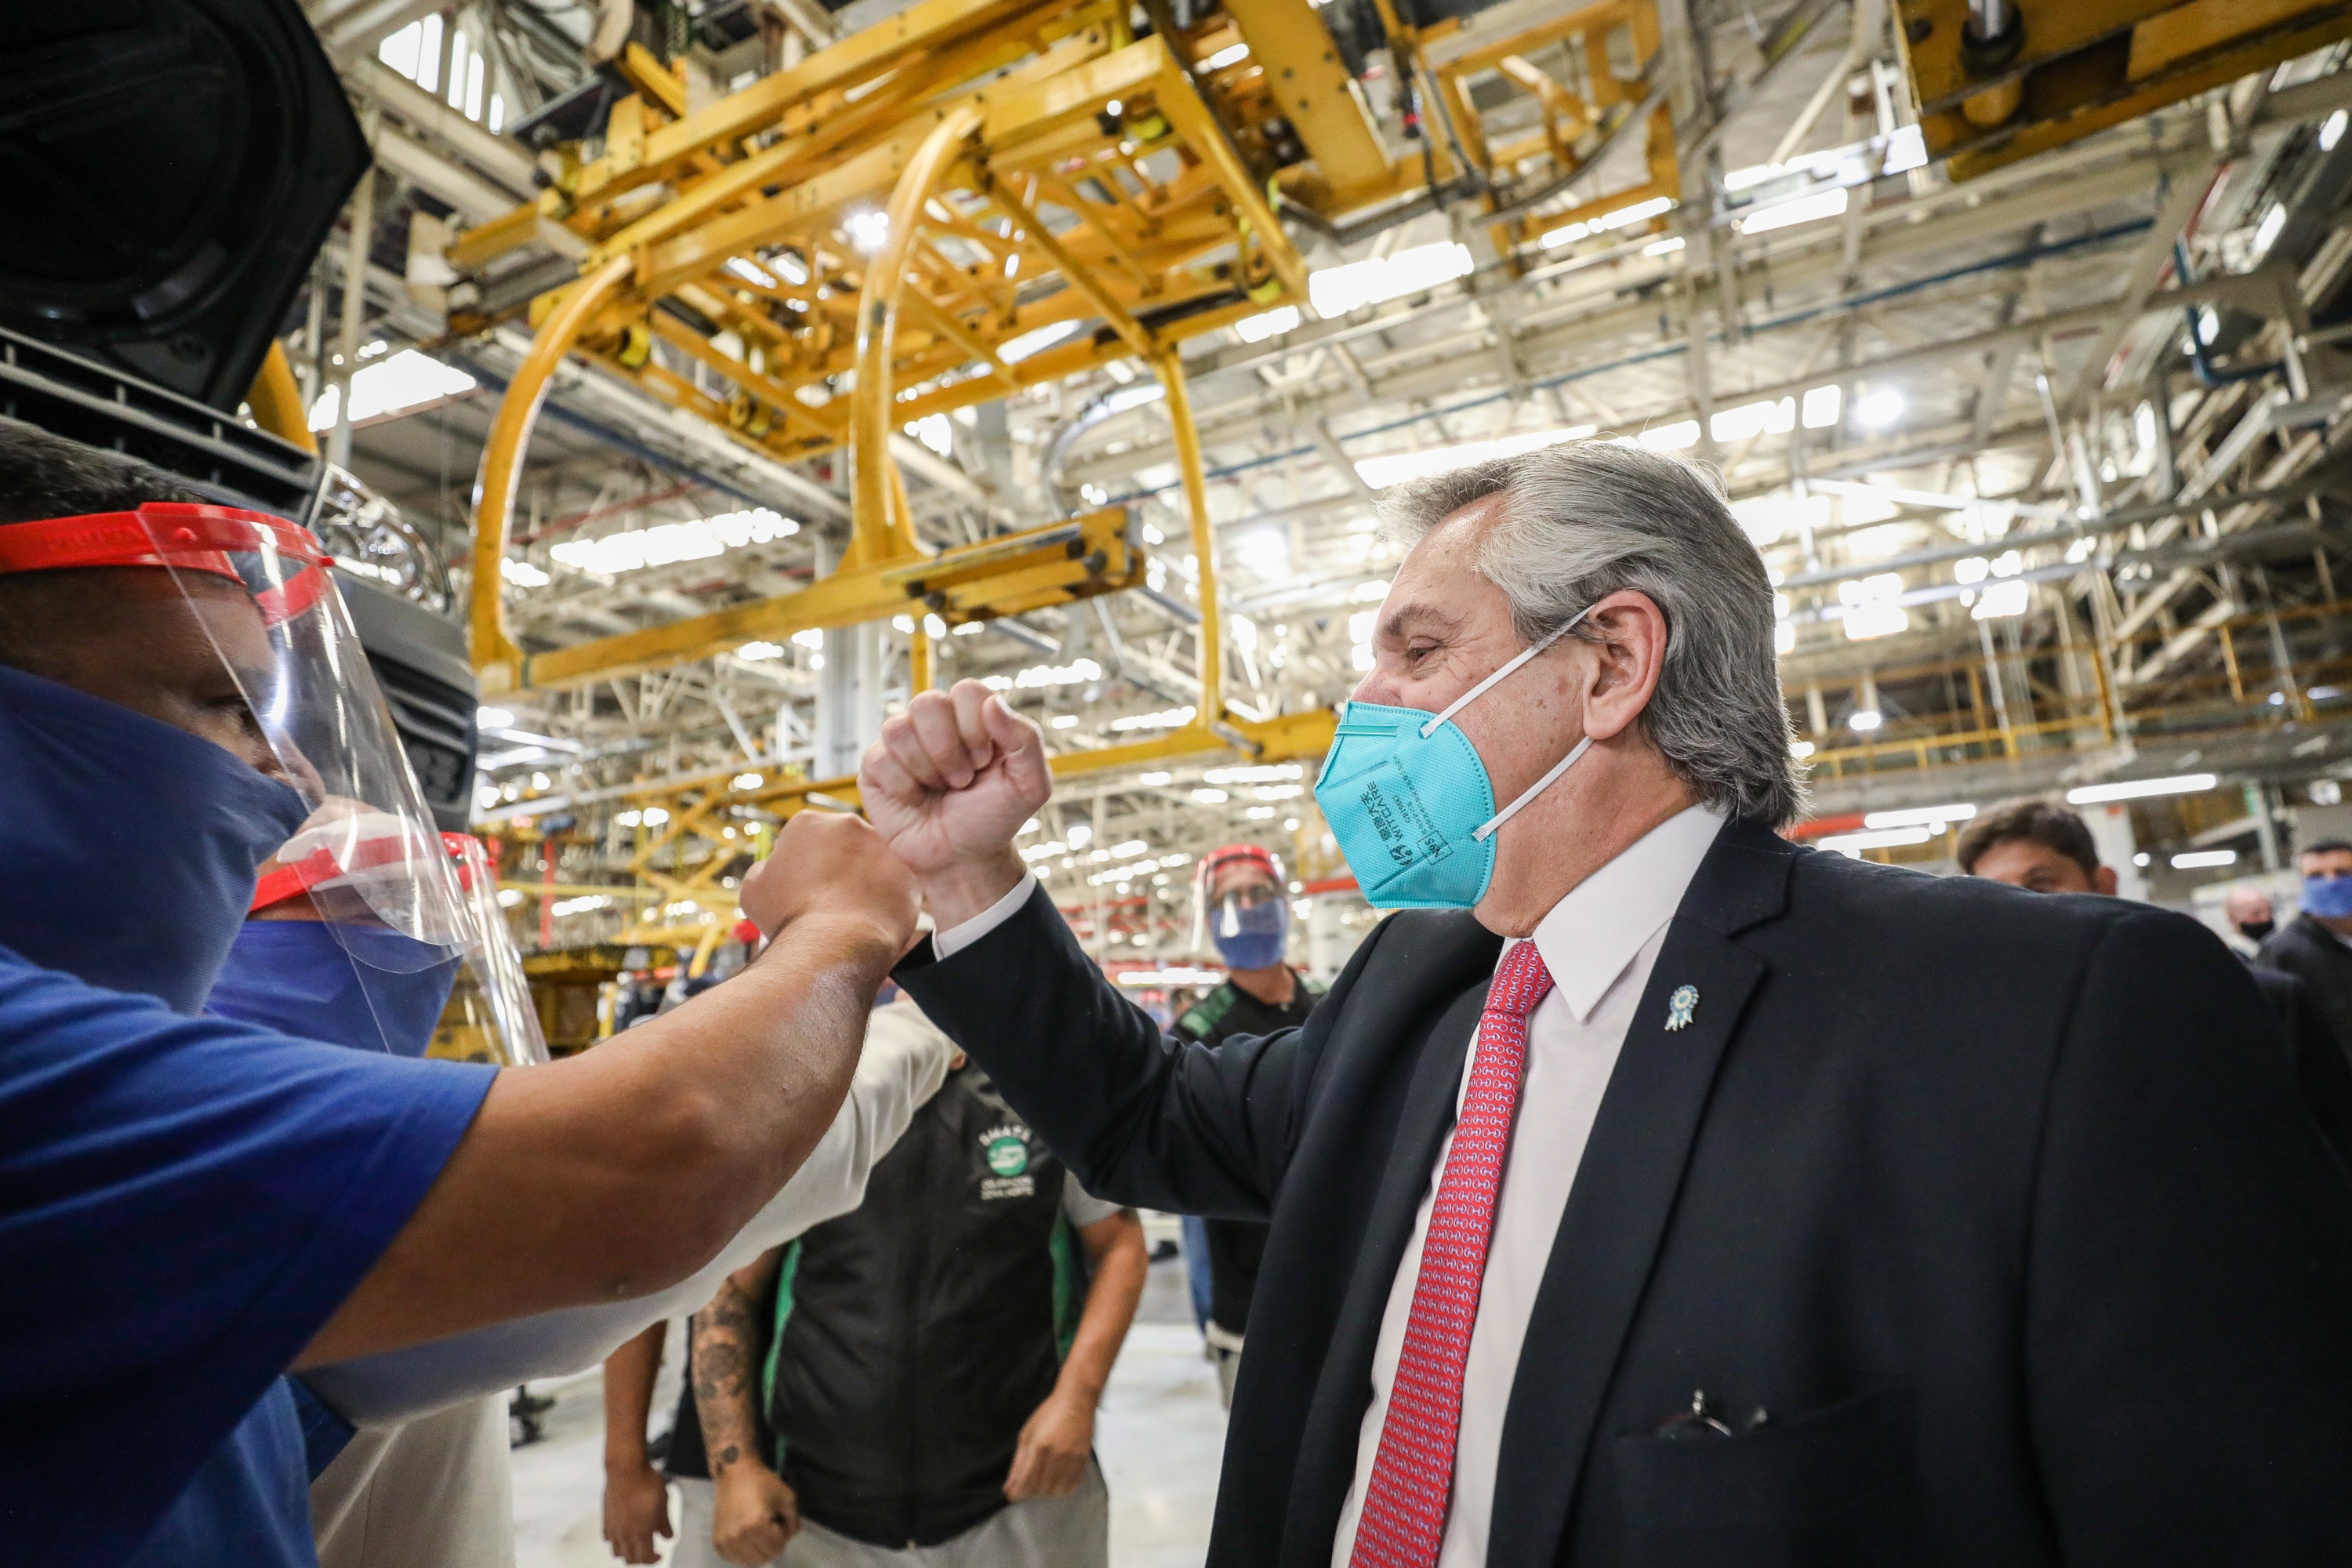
(2259, 839), (2352, 1049)
(1959, 798), (2352, 1168)
(2224, 884), (2277, 956)
(597, 1000), (961, 1566)
(686, 1004), (1149, 1568)
(1174, 844), (1323, 1404)
(0, 423), (919, 1568)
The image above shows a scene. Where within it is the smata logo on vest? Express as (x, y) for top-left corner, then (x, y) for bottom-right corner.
(978, 1125), (1034, 1199)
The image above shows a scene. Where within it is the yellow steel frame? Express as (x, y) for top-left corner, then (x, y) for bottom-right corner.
(452, 0), (1706, 938)
(1897, 0), (2352, 180)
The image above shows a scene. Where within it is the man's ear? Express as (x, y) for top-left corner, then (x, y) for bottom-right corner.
(2094, 865), (2119, 897)
(1578, 590), (1671, 744)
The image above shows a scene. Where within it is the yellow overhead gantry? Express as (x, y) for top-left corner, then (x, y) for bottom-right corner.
(449, 0), (1690, 938)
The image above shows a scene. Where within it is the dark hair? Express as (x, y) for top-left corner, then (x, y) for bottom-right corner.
(0, 416), (205, 524)
(0, 417), (210, 674)
(2299, 839), (2352, 860)
(1955, 798), (2100, 878)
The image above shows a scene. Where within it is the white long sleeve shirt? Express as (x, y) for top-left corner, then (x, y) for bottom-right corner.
(932, 804), (1726, 1566)
(302, 998), (958, 1425)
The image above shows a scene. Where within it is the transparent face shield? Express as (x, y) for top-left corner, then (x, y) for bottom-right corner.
(115, 505), (476, 963)
(439, 835), (550, 1065)
(1189, 844), (1290, 968)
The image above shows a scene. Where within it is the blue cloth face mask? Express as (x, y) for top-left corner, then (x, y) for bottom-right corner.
(0, 663), (310, 1013)
(1210, 891), (1289, 971)
(2303, 874), (2352, 920)
(206, 920), (459, 1057)
(1312, 608), (1595, 910)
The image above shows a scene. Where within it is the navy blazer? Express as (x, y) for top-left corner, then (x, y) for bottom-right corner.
(896, 818), (2352, 1566)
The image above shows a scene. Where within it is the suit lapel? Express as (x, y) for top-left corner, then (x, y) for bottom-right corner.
(1484, 822), (1791, 1565)
(1282, 977), (1492, 1568)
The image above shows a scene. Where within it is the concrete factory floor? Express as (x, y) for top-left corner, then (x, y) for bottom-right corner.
(514, 1247), (1226, 1567)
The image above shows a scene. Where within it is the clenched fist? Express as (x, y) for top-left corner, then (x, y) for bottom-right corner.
(858, 680), (1051, 927)
(739, 808), (920, 956)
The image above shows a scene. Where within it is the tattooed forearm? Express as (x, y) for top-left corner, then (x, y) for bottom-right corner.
(692, 1248), (780, 1477)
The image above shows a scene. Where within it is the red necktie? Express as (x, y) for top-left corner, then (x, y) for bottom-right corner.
(1348, 938), (1555, 1568)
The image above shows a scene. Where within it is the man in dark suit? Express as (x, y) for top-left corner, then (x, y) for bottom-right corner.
(1959, 797), (2352, 1171)
(2259, 838), (2352, 1049)
(854, 441), (2352, 1566)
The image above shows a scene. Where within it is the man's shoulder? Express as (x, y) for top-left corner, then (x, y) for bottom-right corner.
(2261, 916), (2350, 967)
(1776, 844), (2180, 968)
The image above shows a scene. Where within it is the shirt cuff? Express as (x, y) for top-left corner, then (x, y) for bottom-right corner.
(934, 872), (1037, 960)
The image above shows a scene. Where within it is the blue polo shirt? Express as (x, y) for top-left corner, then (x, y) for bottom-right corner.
(0, 945), (495, 1568)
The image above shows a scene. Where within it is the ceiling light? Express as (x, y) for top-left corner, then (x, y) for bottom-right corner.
(844, 208), (890, 253)
(1739, 187), (1849, 234)
(2066, 773), (2217, 804)
(1815, 826), (1931, 856)
(1864, 803), (1976, 829)
(1855, 388), (1906, 428)
(1848, 708), (1883, 732)
(2171, 849), (2238, 869)
(1202, 41), (1250, 70)
(477, 706), (514, 730)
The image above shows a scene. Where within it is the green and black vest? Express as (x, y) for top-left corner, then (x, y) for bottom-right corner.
(758, 1062), (1088, 1548)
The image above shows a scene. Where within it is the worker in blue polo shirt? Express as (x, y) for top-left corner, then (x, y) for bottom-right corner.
(0, 418), (920, 1568)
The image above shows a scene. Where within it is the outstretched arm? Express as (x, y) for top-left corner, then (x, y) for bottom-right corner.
(694, 1250), (799, 1566)
(299, 811), (919, 1366)
(1006, 1208), (1148, 1500)
(865, 682), (1374, 1215)
(601, 1322), (670, 1564)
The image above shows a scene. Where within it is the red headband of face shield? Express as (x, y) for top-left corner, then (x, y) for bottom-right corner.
(1200, 844), (1279, 883)
(252, 830), (495, 915)
(0, 503), (331, 625)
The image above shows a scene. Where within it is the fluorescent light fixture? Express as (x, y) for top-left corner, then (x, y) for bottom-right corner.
(1642, 236), (1685, 256)
(1538, 220), (1590, 249)
(731, 772), (764, 790)
(1354, 425), (1596, 489)
(2325, 109), (2349, 151)
(1739, 187), (1849, 234)
(500, 558), (550, 587)
(1972, 579), (2031, 620)
(2170, 849), (2238, 869)
(1842, 601), (1909, 641)
(1192, 787), (1229, 804)
(477, 706), (514, 730)
(551, 508), (800, 575)
(1790, 739), (1816, 758)
(1595, 196), (1675, 230)
(1816, 826), (1932, 856)
(1855, 388), (1906, 428)
(1639, 419), (1700, 450)
(1864, 803), (1976, 829)
(844, 208), (890, 253)
(979, 659), (1103, 692)
(1202, 41), (1250, 70)
(999, 319), (1087, 363)
(1802, 384), (1842, 427)
(307, 350), (475, 431)
(1308, 241), (1472, 318)
(2065, 773), (2217, 804)
(1848, 708), (1883, 732)
(1232, 306), (1300, 343)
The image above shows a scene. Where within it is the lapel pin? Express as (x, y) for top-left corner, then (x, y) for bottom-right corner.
(1664, 984), (1698, 1032)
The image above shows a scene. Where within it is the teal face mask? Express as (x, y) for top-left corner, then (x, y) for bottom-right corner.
(1312, 608), (1595, 909)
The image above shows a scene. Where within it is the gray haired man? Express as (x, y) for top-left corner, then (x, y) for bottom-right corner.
(858, 440), (2352, 1567)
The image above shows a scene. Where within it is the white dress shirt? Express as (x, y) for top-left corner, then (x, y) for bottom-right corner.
(931, 805), (1726, 1567)
(1330, 802), (1725, 1568)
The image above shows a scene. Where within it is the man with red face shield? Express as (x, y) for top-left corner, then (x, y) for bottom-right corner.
(0, 418), (920, 1568)
(1175, 844), (1323, 1403)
